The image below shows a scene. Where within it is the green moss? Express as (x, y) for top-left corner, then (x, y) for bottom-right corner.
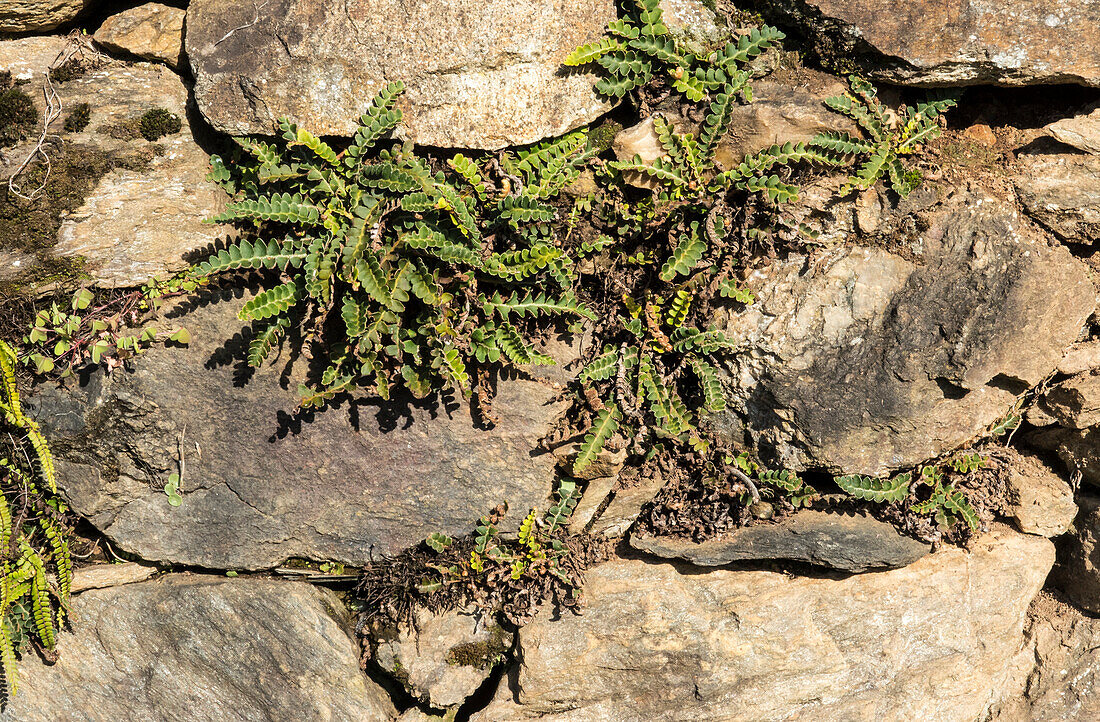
(48, 58), (89, 84)
(587, 120), (623, 154)
(139, 108), (182, 142)
(445, 624), (510, 669)
(0, 87), (38, 148)
(63, 103), (91, 133)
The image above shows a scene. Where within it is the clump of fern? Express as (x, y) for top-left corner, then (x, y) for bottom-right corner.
(0, 340), (72, 708)
(811, 76), (957, 197)
(565, 0), (784, 103)
(193, 82), (596, 409)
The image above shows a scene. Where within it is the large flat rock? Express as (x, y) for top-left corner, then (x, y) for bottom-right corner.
(6, 575), (397, 722)
(29, 296), (566, 569)
(718, 187), (1094, 475)
(475, 528), (1053, 721)
(758, 0), (1100, 86)
(185, 0), (615, 150)
(0, 0), (92, 34)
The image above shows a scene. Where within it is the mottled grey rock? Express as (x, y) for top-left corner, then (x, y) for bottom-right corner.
(6, 575), (397, 722)
(0, 0), (92, 34)
(1029, 425), (1100, 486)
(1014, 153), (1100, 244)
(631, 510), (930, 571)
(70, 561), (158, 594)
(756, 0), (1100, 87)
(370, 607), (512, 708)
(185, 0), (615, 149)
(475, 528), (1052, 722)
(718, 187), (1095, 475)
(93, 3), (185, 70)
(29, 296), (567, 569)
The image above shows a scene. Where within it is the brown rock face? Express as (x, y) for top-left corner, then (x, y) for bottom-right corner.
(0, 0), (92, 34)
(29, 297), (567, 569)
(757, 0), (1100, 86)
(718, 187), (1095, 475)
(5, 575), (397, 721)
(185, 0), (615, 149)
(93, 3), (185, 70)
(1014, 153), (1100, 244)
(475, 529), (1052, 722)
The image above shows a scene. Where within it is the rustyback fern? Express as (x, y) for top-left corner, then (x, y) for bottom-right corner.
(191, 82), (597, 408)
(0, 341), (71, 708)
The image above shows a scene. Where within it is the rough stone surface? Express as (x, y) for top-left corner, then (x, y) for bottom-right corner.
(1040, 372), (1100, 429)
(1014, 152), (1100, 244)
(1004, 451), (1078, 538)
(0, 38), (221, 288)
(29, 296), (567, 569)
(371, 607), (512, 708)
(185, 0), (615, 149)
(758, 0), (1100, 87)
(660, 0), (722, 41)
(93, 3), (185, 70)
(712, 78), (854, 167)
(630, 510), (931, 571)
(589, 472), (666, 538)
(1051, 495), (1100, 612)
(1030, 425), (1100, 486)
(990, 594), (1100, 722)
(1048, 105), (1100, 155)
(475, 528), (1052, 721)
(0, 0), (91, 34)
(718, 187), (1095, 475)
(1059, 340), (1100, 377)
(6, 575), (397, 721)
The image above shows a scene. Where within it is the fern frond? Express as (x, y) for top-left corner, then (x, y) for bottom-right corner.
(482, 291), (593, 319)
(573, 404), (621, 476)
(835, 472), (911, 503)
(192, 238), (307, 276)
(579, 350), (618, 383)
(448, 154), (489, 201)
(212, 193), (323, 225)
(690, 357), (725, 412)
(345, 81), (405, 168)
(280, 119), (338, 165)
(716, 25), (785, 66)
(248, 316), (291, 366)
(565, 36), (628, 65)
(238, 281), (302, 322)
(660, 227), (706, 281)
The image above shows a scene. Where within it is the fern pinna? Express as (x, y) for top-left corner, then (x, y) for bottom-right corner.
(194, 82), (596, 408)
(0, 340), (72, 708)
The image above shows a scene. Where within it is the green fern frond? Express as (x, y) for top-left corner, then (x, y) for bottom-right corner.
(193, 238), (307, 276)
(345, 81), (405, 168)
(448, 154), (489, 201)
(565, 36), (628, 65)
(280, 119), (338, 165)
(212, 193), (323, 225)
(573, 404), (621, 476)
(580, 350), (619, 383)
(716, 25), (785, 66)
(660, 227), (706, 281)
(835, 472), (911, 503)
(247, 316), (291, 366)
(238, 281), (302, 322)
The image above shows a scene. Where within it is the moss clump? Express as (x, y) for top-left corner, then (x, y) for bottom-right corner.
(63, 103), (91, 133)
(445, 625), (511, 669)
(587, 119), (623, 154)
(139, 108), (181, 141)
(48, 58), (88, 84)
(0, 87), (38, 148)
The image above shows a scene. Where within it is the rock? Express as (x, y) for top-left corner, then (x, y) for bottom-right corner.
(589, 472), (666, 538)
(1004, 451), (1077, 537)
(1014, 153), (1100, 244)
(5, 575), (397, 721)
(569, 476), (618, 533)
(0, 0), (92, 34)
(370, 607), (512, 708)
(1051, 494), (1100, 612)
(630, 510), (931, 572)
(70, 561), (158, 593)
(1059, 340), (1100, 376)
(963, 123), (997, 147)
(660, 0), (723, 41)
(989, 593), (1100, 722)
(718, 187), (1095, 475)
(1030, 425), (1100, 485)
(0, 37), (221, 289)
(1048, 105), (1100, 155)
(29, 296), (566, 570)
(93, 3), (185, 70)
(757, 0), (1100, 87)
(475, 528), (1052, 721)
(1039, 372), (1100, 428)
(712, 78), (855, 167)
(185, 0), (615, 150)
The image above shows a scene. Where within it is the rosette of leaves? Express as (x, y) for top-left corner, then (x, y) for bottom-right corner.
(572, 295), (738, 475)
(192, 82), (596, 408)
(810, 76), (957, 197)
(0, 340), (72, 708)
(565, 0), (784, 103)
